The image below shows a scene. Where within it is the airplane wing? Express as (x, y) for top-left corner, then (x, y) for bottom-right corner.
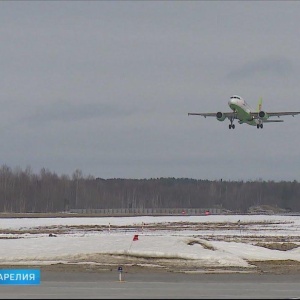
(266, 112), (300, 117)
(188, 112), (236, 118)
(263, 120), (284, 123)
(250, 111), (300, 118)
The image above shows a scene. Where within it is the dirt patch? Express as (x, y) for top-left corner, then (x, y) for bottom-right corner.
(250, 260), (300, 274)
(255, 242), (299, 251)
(2, 260), (300, 275)
(0, 263), (253, 274)
(187, 239), (216, 250)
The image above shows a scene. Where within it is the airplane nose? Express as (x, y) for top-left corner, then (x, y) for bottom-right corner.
(229, 97), (240, 110)
(229, 96), (242, 106)
(228, 98), (236, 106)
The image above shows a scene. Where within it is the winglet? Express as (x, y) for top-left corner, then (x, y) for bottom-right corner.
(257, 97), (263, 112)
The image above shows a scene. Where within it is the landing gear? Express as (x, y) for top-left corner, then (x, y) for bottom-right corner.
(257, 123), (263, 129)
(229, 117), (235, 129)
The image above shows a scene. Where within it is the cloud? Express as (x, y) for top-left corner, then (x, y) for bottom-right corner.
(227, 56), (293, 81)
(25, 101), (135, 125)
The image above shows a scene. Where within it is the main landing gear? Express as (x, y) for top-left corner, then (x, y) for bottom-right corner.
(229, 117), (235, 129)
(257, 123), (263, 129)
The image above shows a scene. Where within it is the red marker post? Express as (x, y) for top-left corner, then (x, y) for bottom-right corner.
(128, 234), (139, 251)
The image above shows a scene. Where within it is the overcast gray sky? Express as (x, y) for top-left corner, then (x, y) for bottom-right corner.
(1, 1), (300, 181)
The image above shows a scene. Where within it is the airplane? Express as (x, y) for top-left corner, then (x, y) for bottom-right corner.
(188, 95), (300, 129)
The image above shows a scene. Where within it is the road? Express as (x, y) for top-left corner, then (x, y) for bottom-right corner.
(0, 271), (300, 299)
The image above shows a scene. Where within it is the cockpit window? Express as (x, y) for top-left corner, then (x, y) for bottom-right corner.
(230, 96), (241, 100)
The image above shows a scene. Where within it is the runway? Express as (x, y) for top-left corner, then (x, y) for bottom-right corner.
(0, 271), (300, 299)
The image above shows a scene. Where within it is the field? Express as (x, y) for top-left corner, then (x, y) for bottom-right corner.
(0, 214), (300, 274)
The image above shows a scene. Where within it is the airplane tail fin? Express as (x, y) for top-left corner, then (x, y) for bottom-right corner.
(257, 97), (263, 112)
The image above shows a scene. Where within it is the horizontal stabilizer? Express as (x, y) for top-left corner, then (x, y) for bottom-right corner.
(263, 120), (284, 123)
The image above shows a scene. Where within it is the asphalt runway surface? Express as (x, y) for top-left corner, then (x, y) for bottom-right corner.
(0, 271), (300, 299)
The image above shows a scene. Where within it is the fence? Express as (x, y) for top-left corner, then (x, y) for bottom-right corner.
(69, 207), (222, 216)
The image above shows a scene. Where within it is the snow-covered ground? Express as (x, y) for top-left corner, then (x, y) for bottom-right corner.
(0, 215), (299, 272)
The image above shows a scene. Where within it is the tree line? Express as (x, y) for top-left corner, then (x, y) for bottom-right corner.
(0, 165), (299, 213)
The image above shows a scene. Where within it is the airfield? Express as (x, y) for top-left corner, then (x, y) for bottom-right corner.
(0, 213), (300, 275)
(1, 214), (300, 298)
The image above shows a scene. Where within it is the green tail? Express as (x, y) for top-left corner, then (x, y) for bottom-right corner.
(257, 97), (263, 112)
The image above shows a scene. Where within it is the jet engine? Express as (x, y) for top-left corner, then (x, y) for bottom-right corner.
(216, 112), (226, 121)
(258, 111), (269, 120)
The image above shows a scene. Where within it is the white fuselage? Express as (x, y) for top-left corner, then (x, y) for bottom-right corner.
(228, 95), (258, 126)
